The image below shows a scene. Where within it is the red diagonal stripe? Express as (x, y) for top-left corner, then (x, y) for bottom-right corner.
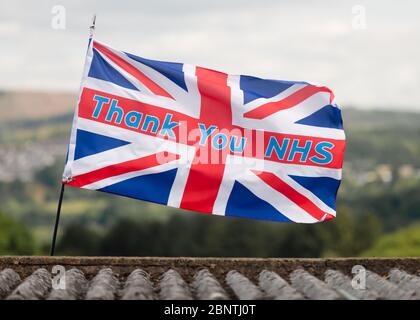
(243, 85), (334, 120)
(93, 41), (174, 99)
(251, 170), (334, 221)
(66, 152), (179, 188)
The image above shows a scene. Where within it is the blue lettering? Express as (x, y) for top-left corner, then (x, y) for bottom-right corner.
(230, 136), (247, 153)
(92, 95), (110, 118)
(141, 115), (160, 133)
(310, 142), (334, 164)
(287, 139), (312, 162)
(160, 114), (179, 138)
(105, 99), (124, 124)
(265, 137), (290, 160)
(212, 133), (228, 150)
(198, 123), (217, 146)
(125, 111), (143, 128)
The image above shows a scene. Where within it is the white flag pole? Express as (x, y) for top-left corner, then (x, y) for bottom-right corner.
(50, 14), (97, 256)
(90, 14), (96, 38)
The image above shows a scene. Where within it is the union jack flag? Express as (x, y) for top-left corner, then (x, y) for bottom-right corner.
(63, 39), (345, 223)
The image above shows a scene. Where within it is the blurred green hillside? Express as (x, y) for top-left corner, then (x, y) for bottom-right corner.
(362, 224), (420, 257)
(0, 91), (419, 257)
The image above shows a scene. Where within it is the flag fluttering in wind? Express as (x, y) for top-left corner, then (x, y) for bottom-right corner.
(63, 39), (345, 223)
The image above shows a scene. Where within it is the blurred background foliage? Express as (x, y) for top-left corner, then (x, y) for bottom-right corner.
(0, 210), (35, 255)
(0, 106), (420, 257)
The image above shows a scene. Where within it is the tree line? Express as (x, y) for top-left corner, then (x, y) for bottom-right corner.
(56, 208), (381, 257)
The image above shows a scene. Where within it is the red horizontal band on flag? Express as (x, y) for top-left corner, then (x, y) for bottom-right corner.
(66, 152), (180, 188)
(252, 170), (335, 222)
(93, 41), (174, 99)
(243, 85), (334, 120)
(238, 130), (345, 169)
(78, 87), (199, 143)
(263, 131), (343, 168)
(78, 88), (344, 169)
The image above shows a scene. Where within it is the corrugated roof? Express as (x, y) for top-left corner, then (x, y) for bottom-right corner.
(1, 257), (420, 300)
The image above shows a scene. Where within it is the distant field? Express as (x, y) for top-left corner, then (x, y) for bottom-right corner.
(0, 90), (76, 122)
(1, 90), (419, 125)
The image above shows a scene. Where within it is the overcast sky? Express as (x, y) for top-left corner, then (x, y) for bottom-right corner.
(1, 0), (419, 111)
